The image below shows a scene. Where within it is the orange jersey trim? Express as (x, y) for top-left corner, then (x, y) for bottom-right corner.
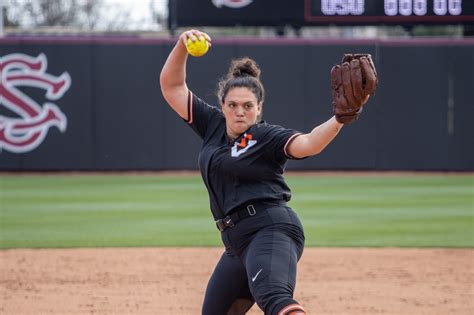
(283, 133), (303, 158)
(187, 91), (194, 124)
(278, 303), (306, 315)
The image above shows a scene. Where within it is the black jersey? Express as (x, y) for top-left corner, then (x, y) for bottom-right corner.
(185, 92), (302, 220)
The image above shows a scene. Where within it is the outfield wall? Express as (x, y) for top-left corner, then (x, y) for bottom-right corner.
(0, 37), (472, 171)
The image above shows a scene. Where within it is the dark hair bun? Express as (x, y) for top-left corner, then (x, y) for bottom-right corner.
(229, 57), (261, 79)
(217, 57), (265, 106)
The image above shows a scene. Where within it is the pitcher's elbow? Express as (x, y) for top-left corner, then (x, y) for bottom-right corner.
(159, 71), (168, 91)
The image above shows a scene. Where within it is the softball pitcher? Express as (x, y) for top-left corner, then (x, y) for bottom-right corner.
(160, 29), (378, 315)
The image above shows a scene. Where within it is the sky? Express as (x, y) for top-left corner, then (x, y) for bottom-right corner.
(101, 0), (168, 30)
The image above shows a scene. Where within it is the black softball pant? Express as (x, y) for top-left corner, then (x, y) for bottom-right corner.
(202, 206), (305, 315)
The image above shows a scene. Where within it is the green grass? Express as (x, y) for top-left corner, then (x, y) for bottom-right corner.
(0, 174), (472, 249)
(289, 176), (473, 247)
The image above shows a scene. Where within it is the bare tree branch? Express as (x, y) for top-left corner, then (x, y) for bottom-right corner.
(7, 0), (105, 30)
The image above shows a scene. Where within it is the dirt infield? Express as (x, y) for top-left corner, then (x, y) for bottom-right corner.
(1, 248), (472, 315)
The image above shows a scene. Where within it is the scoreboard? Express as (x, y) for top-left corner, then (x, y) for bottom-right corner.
(168, 0), (474, 29)
(306, 0), (474, 24)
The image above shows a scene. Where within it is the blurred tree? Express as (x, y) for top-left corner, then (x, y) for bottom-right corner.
(2, 3), (18, 27)
(8, 0), (104, 30)
(411, 25), (464, 37)
(151, 0), (167, 30)
(6, 0), (167, 32)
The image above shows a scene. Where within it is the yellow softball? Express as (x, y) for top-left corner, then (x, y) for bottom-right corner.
(186, 36), (209, 57)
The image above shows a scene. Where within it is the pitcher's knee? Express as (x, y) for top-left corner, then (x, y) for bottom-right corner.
(251, 278), (304, 314)
(251, 284), (288, 313)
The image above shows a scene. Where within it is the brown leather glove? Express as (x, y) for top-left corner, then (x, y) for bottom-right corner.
(331, 54), (378, 124)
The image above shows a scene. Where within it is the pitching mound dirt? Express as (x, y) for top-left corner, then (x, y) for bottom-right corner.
(1, 247), (472, 314)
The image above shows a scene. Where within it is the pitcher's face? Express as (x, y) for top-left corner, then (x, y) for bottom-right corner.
(222, 87), (262, 140)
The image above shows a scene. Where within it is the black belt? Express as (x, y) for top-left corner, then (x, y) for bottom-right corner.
(215, 200), (287, 232)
